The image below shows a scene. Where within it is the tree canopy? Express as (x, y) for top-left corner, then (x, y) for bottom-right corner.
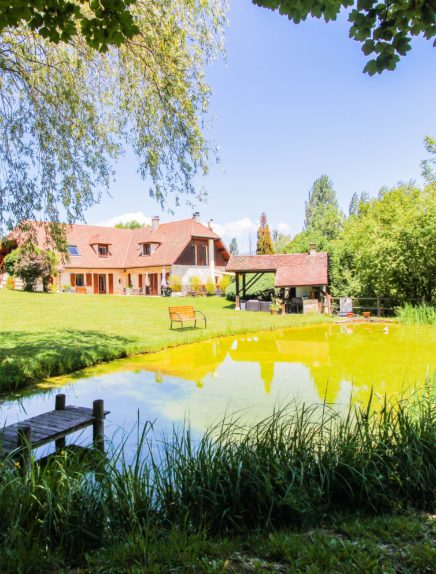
(0, 0), (139, 50)
(115, 220), (144, 229)
(337, 184), (436, 302)
(252, 1), (436, 74)
(0, 0), (226, 249)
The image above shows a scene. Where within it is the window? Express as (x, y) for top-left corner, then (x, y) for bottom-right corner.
(191, 245), (197, 265)
(75, 273), (85, 287)
(68, 245), (80, 256)
(201, 245), (209, 266)
(98, 244), (109, 256)
(142, 243), (151, 256)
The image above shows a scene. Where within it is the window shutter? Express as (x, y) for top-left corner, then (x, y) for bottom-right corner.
(108, 273), (114, 294)
(93, 274), (98, 294)
(139, 274), (143, 288)
(70, 273), (76, 287)
(86, 273), (92, 287)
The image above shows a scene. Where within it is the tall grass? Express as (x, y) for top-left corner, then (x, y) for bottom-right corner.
(0, 392), (434, 571)
(396, 303), (436, 325)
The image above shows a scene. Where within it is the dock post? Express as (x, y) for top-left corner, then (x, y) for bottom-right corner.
(17, 425), (32, 474)
(55, 394), (66, 450)
(93, 399), (105, 453)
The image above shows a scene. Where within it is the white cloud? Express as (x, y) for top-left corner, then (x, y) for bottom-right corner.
(98, 211), (152, 227)
(211, 217), (257, 240)
(276, 221), (291, 235)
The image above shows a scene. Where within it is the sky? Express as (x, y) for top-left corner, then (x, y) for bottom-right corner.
(86, 1), (436, 252)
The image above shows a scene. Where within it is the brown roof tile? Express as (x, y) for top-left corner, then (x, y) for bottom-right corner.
(17, 218), (227, 270)
(227, 253), (328, 287)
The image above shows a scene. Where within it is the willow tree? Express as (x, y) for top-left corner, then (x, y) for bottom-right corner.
(0, 0), (227, 249)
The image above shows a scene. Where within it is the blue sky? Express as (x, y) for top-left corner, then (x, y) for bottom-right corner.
(87, 1), (436, 251)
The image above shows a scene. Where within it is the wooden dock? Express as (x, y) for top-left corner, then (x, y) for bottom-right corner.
(0, 394), (109, 468)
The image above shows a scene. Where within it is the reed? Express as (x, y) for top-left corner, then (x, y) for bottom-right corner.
(0, 391), (434, 572)
(396, 303), (436, 325)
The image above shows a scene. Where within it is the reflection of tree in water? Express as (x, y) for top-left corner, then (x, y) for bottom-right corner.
(78, 324), (434, 406)
(50, 324), (436, 410)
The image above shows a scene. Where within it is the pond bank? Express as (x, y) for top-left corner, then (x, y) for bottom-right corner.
(0, 290), (331, 394)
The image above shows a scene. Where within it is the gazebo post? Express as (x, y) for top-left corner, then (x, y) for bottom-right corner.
(235, 273), (240, 310)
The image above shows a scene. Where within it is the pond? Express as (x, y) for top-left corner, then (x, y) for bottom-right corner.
(1, 323), (434, 459)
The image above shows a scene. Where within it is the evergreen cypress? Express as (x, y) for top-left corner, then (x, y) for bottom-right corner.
(256, 213), (275, 255)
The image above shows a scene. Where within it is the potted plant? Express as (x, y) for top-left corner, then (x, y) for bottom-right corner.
(270, 301), (281, 315)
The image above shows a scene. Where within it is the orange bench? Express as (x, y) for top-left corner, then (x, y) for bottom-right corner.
(169, 305), (207, 330)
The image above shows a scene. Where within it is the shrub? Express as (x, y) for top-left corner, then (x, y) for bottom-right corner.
(4, 249), (21, 275)
(4, 248), (57, 292)
(225, 273), (276, 301)
(14, 252), (53, 292)
(205, 278), (216, 295)
(218, 274), (231, 292)
(190, 275), (202, 292)
(5, 276), (14, 290)
(169, 275), (182, 293)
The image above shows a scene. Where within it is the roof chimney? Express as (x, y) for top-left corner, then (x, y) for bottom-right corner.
(308, 242), (317, 255)
(193, 212), (200, 223)
(151, 216), (160, 231)
(208, 218), (214, 230)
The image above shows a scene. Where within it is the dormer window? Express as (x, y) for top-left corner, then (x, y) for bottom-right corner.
(98, 244), (109, 256)
(68, 245), (80, 256)
(142, 243), (151, 256)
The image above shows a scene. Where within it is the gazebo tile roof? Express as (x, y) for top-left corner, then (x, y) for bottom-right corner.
(227, 253), (328, 287)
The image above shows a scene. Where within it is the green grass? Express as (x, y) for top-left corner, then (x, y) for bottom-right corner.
(396, 303), (436, 325)
(0, 393), (434, 572)
(0, 290), (330, 393)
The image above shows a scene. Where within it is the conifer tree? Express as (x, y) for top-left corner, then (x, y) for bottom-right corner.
(256, 213), (275, 255)
(229, 237), (239, 255)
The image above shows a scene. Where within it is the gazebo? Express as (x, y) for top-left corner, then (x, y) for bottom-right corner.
(226, 248), (329, 313)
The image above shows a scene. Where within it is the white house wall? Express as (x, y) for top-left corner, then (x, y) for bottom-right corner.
(171, 265), (226, 291)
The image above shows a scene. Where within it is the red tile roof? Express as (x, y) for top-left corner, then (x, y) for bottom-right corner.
(227, 253), (328, 287)
(15, 219), (228, 270)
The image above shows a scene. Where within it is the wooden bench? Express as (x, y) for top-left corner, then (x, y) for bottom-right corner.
(169, 305), (207, 330)
(75, 286), (87, 294)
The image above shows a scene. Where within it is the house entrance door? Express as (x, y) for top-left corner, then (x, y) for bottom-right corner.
(98, 274), (107, 294)
(149, 273), (159, 295)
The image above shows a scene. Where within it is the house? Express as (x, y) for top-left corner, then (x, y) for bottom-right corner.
(4, 213), (230, 294)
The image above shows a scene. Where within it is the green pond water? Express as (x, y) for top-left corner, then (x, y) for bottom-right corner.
(1, 323), (434, 457)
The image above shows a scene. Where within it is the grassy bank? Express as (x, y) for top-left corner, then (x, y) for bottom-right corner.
(396, 303), (436, 325)
(0, 394), (434, 572)
(0, 290), (330, 393)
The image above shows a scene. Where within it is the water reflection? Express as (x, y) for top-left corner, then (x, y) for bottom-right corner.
(1, 323), (434, 459)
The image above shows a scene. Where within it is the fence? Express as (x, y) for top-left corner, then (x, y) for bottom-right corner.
(330, 297), (394, 317)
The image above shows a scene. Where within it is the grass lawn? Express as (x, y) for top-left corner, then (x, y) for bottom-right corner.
(84, 513), (435, 574)
(0, 290), (330, 393)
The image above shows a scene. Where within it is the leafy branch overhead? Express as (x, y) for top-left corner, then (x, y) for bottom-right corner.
(0, 0), (139, 51)
(0, 1), (227, 249)
(252, 1), (436, 74)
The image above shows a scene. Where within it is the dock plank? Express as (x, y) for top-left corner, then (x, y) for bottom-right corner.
(1, 403), (109, 456)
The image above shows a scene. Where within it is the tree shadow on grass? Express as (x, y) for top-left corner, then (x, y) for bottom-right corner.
(0, 330), (137, 394)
